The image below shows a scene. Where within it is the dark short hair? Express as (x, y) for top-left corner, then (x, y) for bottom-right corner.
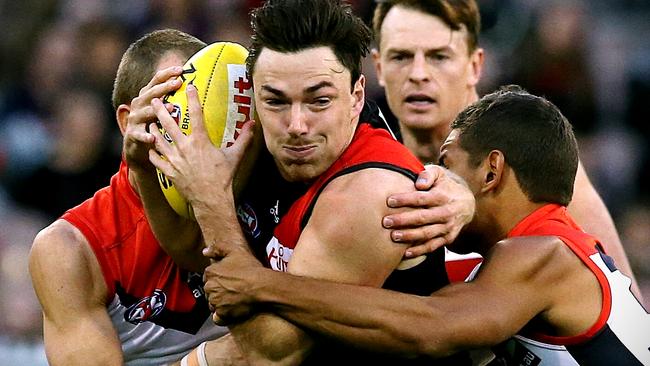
(373, 0), (480, 54)
(451, 85), (579, 206)
(247, 0), (372, 90)
(111, 29), (206, 110)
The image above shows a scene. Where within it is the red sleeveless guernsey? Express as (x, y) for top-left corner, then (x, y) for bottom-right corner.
(501, 204), (650, 365)
(61, 161), (226, 365)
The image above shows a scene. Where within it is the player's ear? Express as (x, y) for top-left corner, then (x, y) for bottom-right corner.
(480, 150), (504, 193)
(467, 47), (484, 88)
(371, 48), (385, 87)
(352, 74), (365, 117)
(116, 104), (131, 135)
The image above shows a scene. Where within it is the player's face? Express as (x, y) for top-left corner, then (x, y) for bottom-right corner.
(438, 129), (482, 196)
(374, 5), (483, 133)
(253, 46), (364, 182)
(438, 129), (487, 241)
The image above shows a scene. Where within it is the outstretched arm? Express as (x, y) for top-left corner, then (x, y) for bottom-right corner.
(208, 237), (596, 358)
(30, 220), (123, 365)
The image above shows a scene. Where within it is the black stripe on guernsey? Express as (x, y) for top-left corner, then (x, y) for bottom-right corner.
(300, 162), (419, 230)
(361, 99), (401, 142)
(567, 324), (644, 365)
(596, 245), (618, 273)
(115, 283), (211, 335)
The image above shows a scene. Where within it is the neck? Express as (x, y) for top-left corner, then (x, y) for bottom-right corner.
(127, 168), (137, 191)
(495, 203), (548, 242)
(475, 166), (548, 252)
(400, 89), (480, 163)
(400, 126), (449, 164)
(481, 196), (549, 248)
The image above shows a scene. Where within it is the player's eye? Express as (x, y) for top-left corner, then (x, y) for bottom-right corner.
(313, 97), (331, 107)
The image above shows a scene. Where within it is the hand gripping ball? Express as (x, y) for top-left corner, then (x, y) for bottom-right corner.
(157, 42), (259, 219)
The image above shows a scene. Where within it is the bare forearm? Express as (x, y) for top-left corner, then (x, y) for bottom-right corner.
(194, 197), (313, 363)
(226, 313), (313, 366)
(179, 319), (309, 366)
(173, 334), (249, 366)
(203, 258), (312, 365)
(43, 317), (123, 366)
(131, 168), (206, 272)
(191, 193), (250, 256)
(254, 271), (458, 358)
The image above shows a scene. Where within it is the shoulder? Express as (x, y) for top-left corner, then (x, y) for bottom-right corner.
(30, 219), (107, 305)
(484, 236), (579, 285)
(465, 236), (580, 318)
(321, 168), (416, 212)
(305, 169), (415, 251)
(292, 169), (414, 284)
(32, 219), (93, 262)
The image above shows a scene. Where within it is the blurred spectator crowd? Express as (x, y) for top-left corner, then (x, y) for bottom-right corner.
(0, 0), (648, 363)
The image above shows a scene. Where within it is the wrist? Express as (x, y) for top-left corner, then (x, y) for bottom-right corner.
(253, 269), (286, 306)
(192, 192), (237, 225)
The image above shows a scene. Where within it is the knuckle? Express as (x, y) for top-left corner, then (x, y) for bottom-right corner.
(416, 211), (428, 225)
(424, 225), (439, 239)
(424, 164), (437, 174)
(438, 206), (452, 218)
(416, 192), (429, 206)
(154, 69), (166, 80)
(426, 190), (443, 204)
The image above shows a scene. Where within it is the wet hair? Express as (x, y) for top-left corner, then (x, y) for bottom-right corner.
(451, 85), (579, 206)
(111, 29), (206, 110)
(373, 0), (480, 54)
(247, 0), (372, 89)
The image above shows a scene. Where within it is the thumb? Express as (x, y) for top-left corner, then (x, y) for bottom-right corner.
(416, 164), (444, 190)
(225, 120), (256, 167)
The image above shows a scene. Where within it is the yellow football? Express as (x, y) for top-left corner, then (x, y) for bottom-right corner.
(157, 42), (259, 219)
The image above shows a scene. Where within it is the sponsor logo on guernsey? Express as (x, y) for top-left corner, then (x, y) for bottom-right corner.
(124, 289), (167, 324)
(266, 236), (293, 272)
(507, 339), (542, 366)
(224, 65), (255, 147)
(237, 203), (261, 238)
(270, 200), (280, 224)
(186, 272), (206, 299)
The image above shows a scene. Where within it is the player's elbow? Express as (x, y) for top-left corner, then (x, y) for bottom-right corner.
(434, 314), (511, 356)
(415, 329), (462, 358)
(414, 311), (508, 358)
